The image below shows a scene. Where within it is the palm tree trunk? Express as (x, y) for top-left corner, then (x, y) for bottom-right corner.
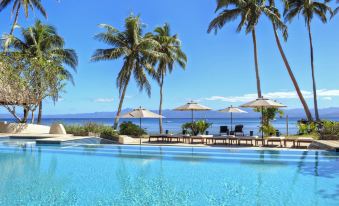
(158, 74), (164, 134)
(31, 110), (35, 124)
(307, 20), (320, 121)
(252, 29), (262, 98)
(10, 4), (21, 35)
(22, 106), (29, 123)
(272, 23), (313, 121)
(113, 77), (131, 130)
(37, 101), (42, 124)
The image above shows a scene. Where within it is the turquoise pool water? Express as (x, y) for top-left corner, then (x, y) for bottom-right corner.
(0, 139), (338, 205)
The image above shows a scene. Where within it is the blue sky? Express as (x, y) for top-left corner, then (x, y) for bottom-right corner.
(0, 0), (338, 115)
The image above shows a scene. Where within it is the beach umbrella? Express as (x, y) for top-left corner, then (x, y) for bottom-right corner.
(121, 107), (165, 144)
(240, 98), (286, 138)
(174, 101), (212, 122)
(219, 106), (247, 131)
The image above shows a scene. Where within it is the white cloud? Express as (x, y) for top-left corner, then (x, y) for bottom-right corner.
(204, 89), (339, 103)
(322, 97), (333, 101)
(94, 98), (114, 103)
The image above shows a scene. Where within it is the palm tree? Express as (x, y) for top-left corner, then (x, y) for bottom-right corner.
(284, 0), (333, 121)
(150, 24), (187, 134)
(0, 0), (47, 34)
(268, 0), (313, 121)
(208, 0), (285, 98)
(334, 0), (338, 16)
(91, 15), (163, 129)
(4, 20), (78, 123)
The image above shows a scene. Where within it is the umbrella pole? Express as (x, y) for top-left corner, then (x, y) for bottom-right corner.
(261, 106), (264, 139)
(231, 112), (233, 132)
(139, 117), (142, 145)
(191, 110), (194, 123)
(286, 115), (289, 136)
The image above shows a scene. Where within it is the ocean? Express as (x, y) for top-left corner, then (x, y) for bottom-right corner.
(3, 117), (336, 135)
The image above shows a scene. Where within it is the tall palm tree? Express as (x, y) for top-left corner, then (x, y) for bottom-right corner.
(268, 0), (313, 121)
(150, 24), (187, 134)
(284, 0), (333, 121)
(4, 20), (78, 123)
(208, 0), (285, 98)
(91, 15), (163, 129)
(0, 0), (47, 34)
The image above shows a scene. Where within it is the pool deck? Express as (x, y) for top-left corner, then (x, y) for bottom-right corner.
(313, 140), (339, 152)
(0, 133), (98, 144)
(0, 133), (338, 151)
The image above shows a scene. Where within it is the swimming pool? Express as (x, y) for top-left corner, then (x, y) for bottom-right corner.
(0, 138), (338, 206)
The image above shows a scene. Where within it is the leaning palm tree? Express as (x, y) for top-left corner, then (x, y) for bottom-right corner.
(268, 0), (313, 121)
(284, 0), (333, 121)
(0, 0), (47, 34)
(150, 24), (187, 133)
(4, 20), (78, 123)
(208, 0), (286, 98)
(91, 15), (163, 129)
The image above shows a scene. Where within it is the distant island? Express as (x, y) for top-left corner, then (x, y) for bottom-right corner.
(1, 107), (338, 119)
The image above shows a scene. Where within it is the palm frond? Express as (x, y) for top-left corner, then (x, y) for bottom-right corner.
(91, 48), (125, 62)
(208, 8), (242, 34)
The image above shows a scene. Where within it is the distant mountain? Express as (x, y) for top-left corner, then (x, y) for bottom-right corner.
(0, 107), (336, 119)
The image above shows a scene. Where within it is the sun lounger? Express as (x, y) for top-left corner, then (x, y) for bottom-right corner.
(283, 138), (297, 147)
(206, 135), (234, 144)
(227, 136), (239, 145)
(149, 134), (168, 142)
(238, 136), (259, 146)
(296, 137), (313, 147)
(267, 136), (285, 147)
(190, 135), (213, 144)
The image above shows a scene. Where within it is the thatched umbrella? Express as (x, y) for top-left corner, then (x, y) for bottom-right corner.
(121, 107), (164, 144)
(219, 106), (247, 131)
(174, 101), (212, 122)
(241, 98), (286, 138)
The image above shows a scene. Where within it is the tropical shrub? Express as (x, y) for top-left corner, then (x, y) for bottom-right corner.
(195, 120), (213, 135)
(297, 120), (318, 135)
(64, 122), (118, 139)
(182, 120), (212, 135)
(319, 120), (339, 140)
(260, 124), (276, 137)
(100, 127), (119, 141)
(119, 121), (146, 137)
(64, 124), (87, 136)
(254, 108), (283, 136)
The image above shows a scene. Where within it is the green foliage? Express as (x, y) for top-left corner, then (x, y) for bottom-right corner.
(297, 120), (318, 135)
(208, 0), (287, 39)
(182, 120), (212, 135)
(260, 124), (276, 137)
(1, 20), (78, 123)
(119, 121), (146, 137)
(64, 124), (86, 136)
(254, 108), (283, 136)
(91, 15), (161, 97)
(64, 122), (118, 139)
(319, 120), (339, 140)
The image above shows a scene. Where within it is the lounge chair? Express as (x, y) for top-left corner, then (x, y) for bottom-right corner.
(238, 135), (259, 146)
(296, 137), (313, 147)
(234, 125), (244, 136)
(190, 134), (213, 144)
(267, 136), (285, 147)
(219, 126), (229, 136)
(148, 134), (168, 142)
